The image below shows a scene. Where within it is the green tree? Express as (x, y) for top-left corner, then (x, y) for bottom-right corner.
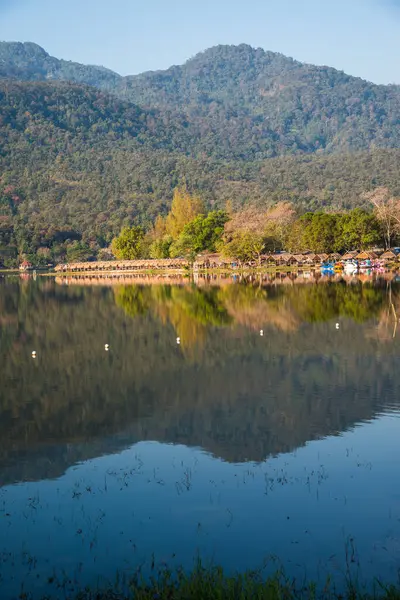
(170, 210), (228, 258)
(340, 209), (382, 251)
(111, 226), (145, 260)
(300, 213), (339, 253)
(220, 231), (266, 265)
(66, 241), (94, 263)
(149, 236), (173, 259)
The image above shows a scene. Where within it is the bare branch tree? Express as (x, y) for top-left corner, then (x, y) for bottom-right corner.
(365, 187), (400, 249)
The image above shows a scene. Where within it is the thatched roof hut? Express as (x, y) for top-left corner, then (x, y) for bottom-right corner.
(54, 258), (190, 273)
(356, 251), (378, 260)
(260, 254), (278, 264)
(194, 253), (232, 268)
(274, 253), (298, 265)
(342, 251), (359, 260)
(293, 254), (307, 264)
(380, 250), (397, 261)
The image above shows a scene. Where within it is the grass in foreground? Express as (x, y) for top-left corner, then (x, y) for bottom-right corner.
(34, 565), (400, 600)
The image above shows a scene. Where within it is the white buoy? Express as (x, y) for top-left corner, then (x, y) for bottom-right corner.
(32, 351), (37, 358)
(260, 330), (264, 337)
(336, 323), (340, 330)
(176, 337), (181, 345)
(105, 344), (109, 351)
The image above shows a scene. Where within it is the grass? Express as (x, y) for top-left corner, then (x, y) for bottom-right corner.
(29, 564), (400, 600)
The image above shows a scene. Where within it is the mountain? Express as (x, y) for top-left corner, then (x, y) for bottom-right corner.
(0, 41), (400, 264)
(0, 41), (121, 90)
(1, 41), (400, 158)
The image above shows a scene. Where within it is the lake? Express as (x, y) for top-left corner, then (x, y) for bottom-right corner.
(1, 274), (400, 599)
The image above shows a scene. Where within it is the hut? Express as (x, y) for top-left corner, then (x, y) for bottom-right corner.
(342, 251), (359, 261)
(356, 251), (378, 260)
(329, 253), (341, 261)
(260, 254), (277, 265)
(293, 254), (307, 265)
(194, 253), (231, 269)
(380, 250), (397, 262)
(303, 253), (317, 265)
(275, 253), (299, 266)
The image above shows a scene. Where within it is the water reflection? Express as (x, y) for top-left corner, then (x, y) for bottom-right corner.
(1, 277), (400, 597)
(0, 277), (399, 481)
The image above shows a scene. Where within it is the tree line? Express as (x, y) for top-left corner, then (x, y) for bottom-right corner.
(110, 186), (400, 263)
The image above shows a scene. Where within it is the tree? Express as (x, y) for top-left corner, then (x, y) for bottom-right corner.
(340, 209), (382, 251)
(366, 187), (400, 249)
(66, 241), (94, 263)
(111, 226), (145, 260)
(299, 213), (339, 253)
(165, 187), (205, 239)
(170, 210), (228, 258)
(149, 236), (173, 259)
(220, 231), (266, 265)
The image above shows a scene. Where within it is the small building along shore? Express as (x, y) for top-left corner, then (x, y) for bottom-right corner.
(53, 248), (400, 274)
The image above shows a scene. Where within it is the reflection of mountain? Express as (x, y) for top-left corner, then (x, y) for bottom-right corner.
(1, 279), (400, 486)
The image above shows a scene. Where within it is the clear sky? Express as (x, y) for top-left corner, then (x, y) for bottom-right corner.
(0, 0), (399, 84)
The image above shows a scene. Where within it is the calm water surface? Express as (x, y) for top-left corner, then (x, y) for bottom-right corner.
(1, 275), (400, 598)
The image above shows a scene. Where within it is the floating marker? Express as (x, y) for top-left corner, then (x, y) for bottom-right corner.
(105, 344), (109, 351)
(260, 330), (264, 337)
(32, 351), (37, 358)
(336, 323), (340, 330)
(176, 337), (181, 345)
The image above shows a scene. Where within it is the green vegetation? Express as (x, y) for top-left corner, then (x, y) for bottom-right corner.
(111, 226), (146, 260)
(27, 564), (400, 599)
(2, 42), (400, 158)
(107, 189), (399, 262)
(1, 43), (400, 266)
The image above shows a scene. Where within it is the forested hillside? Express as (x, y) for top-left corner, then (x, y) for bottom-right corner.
(0, 42), (399, 264)
(1, 42), (400, 158)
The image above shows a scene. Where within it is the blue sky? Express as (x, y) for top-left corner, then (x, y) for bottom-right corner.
(0, 0), (399, 83)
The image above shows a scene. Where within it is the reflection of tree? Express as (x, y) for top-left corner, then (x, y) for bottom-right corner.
(114, 282), (390, 348)
(2, 279), (400, 485)
(114, 286), (151, 318)
(218, 284), (299, 332)
(286, 283), (385, 323)
(114, 285), (232, 353)
(366, 284), (400, 342)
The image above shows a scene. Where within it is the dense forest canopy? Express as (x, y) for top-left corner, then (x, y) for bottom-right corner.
(0, 42), (399, 265)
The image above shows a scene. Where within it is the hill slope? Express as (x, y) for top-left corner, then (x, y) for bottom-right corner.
(1, 79), (399, 264)
(0, 43), (400, 264)
(1, 42), (400, 158)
